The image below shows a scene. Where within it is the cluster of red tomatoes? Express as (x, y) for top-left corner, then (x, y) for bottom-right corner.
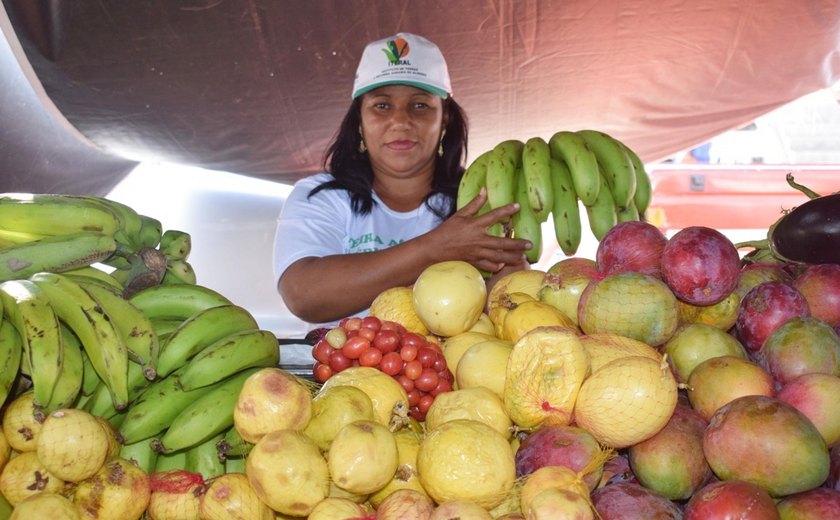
(311, 316), (454, 421)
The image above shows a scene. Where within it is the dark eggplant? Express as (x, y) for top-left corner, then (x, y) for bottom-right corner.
(770, 192), (840, 264)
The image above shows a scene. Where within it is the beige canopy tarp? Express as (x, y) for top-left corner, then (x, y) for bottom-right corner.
(2, 0), (839, 193)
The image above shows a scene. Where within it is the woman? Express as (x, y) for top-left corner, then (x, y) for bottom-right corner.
(273, 32), (531, 328)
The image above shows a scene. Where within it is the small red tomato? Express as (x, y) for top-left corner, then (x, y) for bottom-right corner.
(361, 316), (382, 331)
(417, 347), (436, 369)
(329, 351), (352, 372)
(313, 362), (333, 383)
(373, 329), (400, 354)
(396, 374), (415, 393)
(432, 354), (448, 373)
(359, 347), (383, 367)
(431, 378), (452, 396)
(407, 389), (422, 407)
(401, 332), (427, 350)
(418, 394), (435, 414)
(311, 340), (333, 364)
(400, 343), (419, 362)
(404, 360), (423, 380)
(380, 320), (400, 331)
(415, 368), (439, 393)
(343, 317), (363, 331)
(357, 327), (376, 342)
(379, 352), (403, 376)
(341, 336), (370, 359)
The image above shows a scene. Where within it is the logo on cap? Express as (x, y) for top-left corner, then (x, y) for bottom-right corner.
(383, 37), (410, 65)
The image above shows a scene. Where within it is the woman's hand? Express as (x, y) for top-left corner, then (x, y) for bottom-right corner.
(423, 188), (532, 274)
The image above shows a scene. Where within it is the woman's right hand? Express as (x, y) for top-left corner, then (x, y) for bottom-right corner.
(425, 188), (532, 274)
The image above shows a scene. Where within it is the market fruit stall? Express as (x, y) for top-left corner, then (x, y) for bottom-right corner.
(0, 154), (839, 518)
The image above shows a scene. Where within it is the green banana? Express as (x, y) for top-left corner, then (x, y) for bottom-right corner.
(156, 304), (259, 378)
(154, 449), (188, 472)
(616, 201), (641, 222)
(118, 369), (225, 444)
(0, 194), (123, 237)
(0, 231), (117, 282)
(184, 431), (226, 479)
(548, 131), (601, 206)
(43, 324), (85, 412)
(151, 317), (186, 339)
(485, 139), (524, 210)
(550, 157), (583, 257)
(109, 247), (168, 298)
(80, 281), (159, 380)
(576, 129), (637, 209)
(511, 168), (543, 264)
(138, 215), (163, 249)
(154, 368), (259, 454)
(128, 283), (232, 321)
(0, 318), (22, 407)
(158, 229), (192, 261)
(224, 454), (247, 473)
(119, 438), (159, 474)
(61, 265), (125, 293)
(456, 150), (492, 210)
(75, 195), (145, 251)
(216, 425), (253, 461)
(522, 137), (554, 222)
(29, 272), (129, 410)
(162, 259), (197, 285)
(0, 279), (63, 407)
(619, 141), (652, 216)
(79, 348), (101, 397)
(0, 228), (48, 246)
(176, 329), (279, 391)
(584, 164), (619, 240)
(83, 360), (150, 420)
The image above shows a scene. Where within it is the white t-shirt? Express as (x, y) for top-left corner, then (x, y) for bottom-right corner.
(273, 172), (448, 329)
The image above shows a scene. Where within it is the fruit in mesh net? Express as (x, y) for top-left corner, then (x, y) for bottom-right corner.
(578, 272), (680, 347)
(369, 285), (429, 335)
(503, 326), (589, 430)
(574, 355), (678, 448)
(313, 316), (455, 422)
(417, 419), (516, 510)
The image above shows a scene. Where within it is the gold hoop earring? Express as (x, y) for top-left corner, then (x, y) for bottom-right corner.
(358, 125), (367, 153)
(438, 129), (446, 157)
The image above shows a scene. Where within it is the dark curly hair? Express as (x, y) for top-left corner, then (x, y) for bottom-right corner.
(310, 96), (468, 220)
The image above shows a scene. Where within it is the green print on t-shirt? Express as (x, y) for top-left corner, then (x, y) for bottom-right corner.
(348, 233), (405, 252)
(349, 233), (384, 249)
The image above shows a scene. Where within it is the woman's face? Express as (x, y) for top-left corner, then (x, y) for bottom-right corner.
(359, 84), (446, 182)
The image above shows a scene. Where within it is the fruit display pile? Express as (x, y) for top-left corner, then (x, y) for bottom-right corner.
(0, 171), (838, 518)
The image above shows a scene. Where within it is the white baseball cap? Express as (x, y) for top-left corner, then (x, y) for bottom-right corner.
(352, 32), (452, 99)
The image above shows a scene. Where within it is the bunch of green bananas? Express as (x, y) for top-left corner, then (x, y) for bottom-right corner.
(457, 130), (653, 259)
(0, 272), (280, 475)
(0, 193), (196, 294)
